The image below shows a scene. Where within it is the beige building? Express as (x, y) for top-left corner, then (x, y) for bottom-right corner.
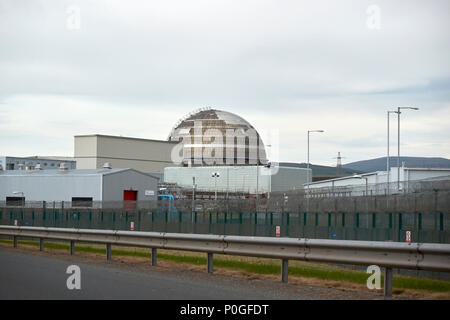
(74, 134), (178, 174)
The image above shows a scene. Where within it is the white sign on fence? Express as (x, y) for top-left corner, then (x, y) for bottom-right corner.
(406, 231), (411, 244)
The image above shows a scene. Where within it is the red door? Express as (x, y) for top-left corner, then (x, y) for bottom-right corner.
(124, 190), (137, 201)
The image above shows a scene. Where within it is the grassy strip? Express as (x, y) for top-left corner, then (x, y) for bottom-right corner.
(1, 239), (449, 293)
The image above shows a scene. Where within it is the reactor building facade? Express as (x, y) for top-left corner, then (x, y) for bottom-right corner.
(164, 108), (310, 196)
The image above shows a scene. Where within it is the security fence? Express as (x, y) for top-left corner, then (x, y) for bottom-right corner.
(0, 198), (448, 244)
(1, 189), (449, 281)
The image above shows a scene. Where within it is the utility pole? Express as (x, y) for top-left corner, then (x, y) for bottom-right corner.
(333, 152), (345, 175)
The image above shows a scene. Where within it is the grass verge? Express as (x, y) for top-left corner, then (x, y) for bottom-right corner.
(1, 239), (449, 293)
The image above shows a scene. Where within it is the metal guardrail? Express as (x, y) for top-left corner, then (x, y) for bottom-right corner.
(1, 225), (449, 297)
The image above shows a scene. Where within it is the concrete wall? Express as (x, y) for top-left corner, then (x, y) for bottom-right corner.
(74, 134), (178, 174)
(102, 170), (158, 201)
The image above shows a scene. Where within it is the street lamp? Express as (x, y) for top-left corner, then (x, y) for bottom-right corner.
(387, 110), (399, 195)
(212, 172), (220, 201)
(306, 130), (324, 213)
(353, 175), (369, 196)
(397, 107), (419, 191)
(307, 130), (324, 191)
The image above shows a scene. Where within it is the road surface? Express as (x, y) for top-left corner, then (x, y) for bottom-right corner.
(0, 246), (385, 300)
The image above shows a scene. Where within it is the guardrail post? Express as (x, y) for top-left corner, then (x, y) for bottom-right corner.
(70, 240), (75, 255)
(13, 236), (17, 248)
(39, 238), (44, 251)
(281, 259), (289, 283)
(384, 267), (393, 297)
(106, 243), (112, 260)
(207, 253), (214, 274)
(151, 248), (157, 266)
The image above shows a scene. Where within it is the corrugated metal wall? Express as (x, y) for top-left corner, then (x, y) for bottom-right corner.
(164, 166), (310, 193)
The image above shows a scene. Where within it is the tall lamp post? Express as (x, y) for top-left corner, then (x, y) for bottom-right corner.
(397, 107), (419, 191)
(307, 130), (324, 213)
(212, 172), (220, 201)
(353, 175), (369, 196)
(307, 130), (324, 192)
(387, 110), (399, 195)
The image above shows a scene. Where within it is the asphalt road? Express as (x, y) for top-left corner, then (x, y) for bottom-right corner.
(0, 247), (383, 300)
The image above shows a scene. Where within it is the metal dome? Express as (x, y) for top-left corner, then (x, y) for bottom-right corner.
(169, 108), (268, 166)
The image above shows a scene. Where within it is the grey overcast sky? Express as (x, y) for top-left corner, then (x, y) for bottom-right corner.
(0, 0), (449, 166)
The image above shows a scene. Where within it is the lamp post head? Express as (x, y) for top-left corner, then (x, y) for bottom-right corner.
(308, 130), (324, 133)
(398, 106), (420, 112)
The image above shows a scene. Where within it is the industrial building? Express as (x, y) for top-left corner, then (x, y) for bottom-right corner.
(305, 166), (450, 196)
(74, 134), (178, 177)
(163, 108), (311, 196)
(71, 108), (311, 197)
(164, 165), (310, 195)
(168, 108), (268, 166)
(0, 156), (76, 171)
(0, 165), (159, 204)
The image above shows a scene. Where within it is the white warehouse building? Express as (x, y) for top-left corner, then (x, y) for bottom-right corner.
(0, 167), (159, 204)
(164, 165), (311, 195)
(305, 167), (450, 196)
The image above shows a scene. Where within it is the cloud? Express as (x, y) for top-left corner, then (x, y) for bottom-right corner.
(0, 0), (449, 164)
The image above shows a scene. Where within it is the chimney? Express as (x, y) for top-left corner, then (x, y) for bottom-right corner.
(103, 162), (112, 169)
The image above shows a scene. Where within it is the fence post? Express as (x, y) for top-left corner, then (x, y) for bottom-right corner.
(281, 259), (289, 283)
(151, 248), (157, 266)
(384, 267), (393, 297)
(70, 240), (75, 255)
(40, 238), (44, 251)
(13, 235), (17, 248)
(207, 252), (214, 274)
(106, 243), (112, 260)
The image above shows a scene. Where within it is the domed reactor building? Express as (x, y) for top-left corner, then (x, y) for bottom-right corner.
(168, 108), (268, 167)
(164, 108), (311, 198)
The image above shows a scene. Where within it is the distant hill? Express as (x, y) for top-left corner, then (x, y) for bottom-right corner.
(343, 157), (450, 173)
(278, 162), (364, 177)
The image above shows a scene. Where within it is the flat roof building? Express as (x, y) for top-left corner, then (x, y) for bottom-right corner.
(74, 134), (178, 175)
(305, 167), (450, 196)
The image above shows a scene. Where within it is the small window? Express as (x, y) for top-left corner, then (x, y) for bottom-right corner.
(51, 163), (55, 167)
